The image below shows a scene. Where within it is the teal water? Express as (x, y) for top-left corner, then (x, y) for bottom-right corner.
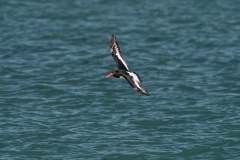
(1, 1), (240, 159)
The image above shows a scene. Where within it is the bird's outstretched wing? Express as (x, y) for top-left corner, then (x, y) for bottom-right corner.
(110, 35), (129, 71)
(123, 71), (150, 96)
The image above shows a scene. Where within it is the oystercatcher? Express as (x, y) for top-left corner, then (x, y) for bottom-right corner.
(106, 35), (150, 96)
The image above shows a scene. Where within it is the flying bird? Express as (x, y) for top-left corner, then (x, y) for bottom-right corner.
(106, 34), (150, 96)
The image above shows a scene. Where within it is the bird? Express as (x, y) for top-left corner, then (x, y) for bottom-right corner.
(106, 34), (150, 96)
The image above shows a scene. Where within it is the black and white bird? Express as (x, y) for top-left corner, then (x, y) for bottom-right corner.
(106, 34), (150, 96)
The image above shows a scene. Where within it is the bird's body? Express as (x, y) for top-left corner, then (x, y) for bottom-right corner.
(106, 35), (149, 96)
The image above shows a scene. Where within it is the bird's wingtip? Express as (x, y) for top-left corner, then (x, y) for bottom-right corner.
(144, 92), (150, 96)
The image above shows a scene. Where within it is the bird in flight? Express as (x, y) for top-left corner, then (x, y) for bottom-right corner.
(106, 34), (150, 96)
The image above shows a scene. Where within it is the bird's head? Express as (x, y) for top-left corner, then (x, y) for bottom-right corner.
(106, 70), (120, 78)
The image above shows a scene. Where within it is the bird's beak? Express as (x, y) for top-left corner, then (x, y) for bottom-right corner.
(106, 72), (114, 78)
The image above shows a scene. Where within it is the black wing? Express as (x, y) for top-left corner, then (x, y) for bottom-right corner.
(110, 35), (129, 71)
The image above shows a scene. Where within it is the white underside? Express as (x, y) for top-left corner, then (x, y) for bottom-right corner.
(119, 76), (125, 80)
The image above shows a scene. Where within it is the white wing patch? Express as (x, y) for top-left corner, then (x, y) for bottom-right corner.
(127, 71), (149, 95)
(127, 72), (141, 83)
(132, 78), (147, 94)
(114, 43), (129, 71)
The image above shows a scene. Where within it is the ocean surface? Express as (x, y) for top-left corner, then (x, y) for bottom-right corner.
(1, 0), (240, 159)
